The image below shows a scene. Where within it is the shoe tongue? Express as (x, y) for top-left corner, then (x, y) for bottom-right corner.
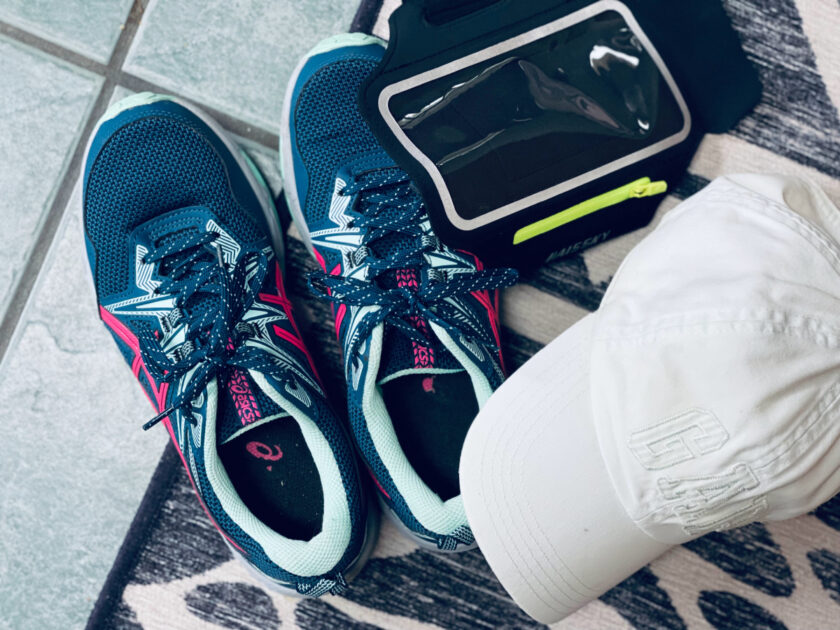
(376, 269), (463, 385)
(359, 169), (464, 383)
(216, 366), (290, 445)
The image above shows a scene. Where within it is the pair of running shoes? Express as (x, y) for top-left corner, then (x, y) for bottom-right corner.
(83, 34), (517, 596)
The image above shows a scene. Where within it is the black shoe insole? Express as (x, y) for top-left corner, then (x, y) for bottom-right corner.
(219, 418), (324, 541)
(383, 372), (479, 501)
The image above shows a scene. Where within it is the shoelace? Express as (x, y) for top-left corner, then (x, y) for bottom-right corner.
(308, 167), (518, 360)
(138, 229), (283, 431)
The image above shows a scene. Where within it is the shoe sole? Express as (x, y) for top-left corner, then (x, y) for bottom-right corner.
(224, 489), (381, 597)
(378, 495), (478, 554)
(279, 32), (385, 256)
(84, 92), (285, 267)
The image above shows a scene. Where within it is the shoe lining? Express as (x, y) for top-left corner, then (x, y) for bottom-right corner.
(383, 371), (478, 501)
(219, 418), (324, 541)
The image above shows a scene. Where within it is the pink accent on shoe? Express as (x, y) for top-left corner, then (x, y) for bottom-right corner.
(100, 305), (139, 351)
(227, 369), (262, 425)
(162, 416), (247, 554)
(246, 441), (283, 461)
(258, 261), (324, 385)
(493, 287), (505, 375)
(313, 260), (344, 343)
(334, 304), (347, 341)
(259, 292), (293, 311)
(100, 306), (170, 407)
(100, 305), (246, 554)
(369, 469), (391, 500)
(411, 334), (435, 368)
(396, 269), (435, 368)
(395, 269), (419, 290)
(259, 261), (294, 311)
(313, 247), (327, 272)
(456, 250), (507, 374)
(422, 376), (436, 393)
(273, 324), (322, 383)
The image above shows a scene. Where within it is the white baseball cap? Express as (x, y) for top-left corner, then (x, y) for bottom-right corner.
(459, 174), (840, 624)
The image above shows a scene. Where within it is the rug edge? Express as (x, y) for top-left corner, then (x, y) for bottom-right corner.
(85, 443), (182, 630)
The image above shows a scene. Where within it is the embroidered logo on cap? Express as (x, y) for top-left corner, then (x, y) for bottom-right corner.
(628, 409), (768, 536)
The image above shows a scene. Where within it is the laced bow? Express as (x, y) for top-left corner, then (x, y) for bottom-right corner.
(308, 167), (518, 360)
(138, 229), (280, 431)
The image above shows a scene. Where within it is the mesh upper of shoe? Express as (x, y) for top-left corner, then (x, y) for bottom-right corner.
(294, 56), (386, 225)
(85, 114), (263, 298)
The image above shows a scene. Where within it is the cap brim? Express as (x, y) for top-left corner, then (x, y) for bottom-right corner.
(460, 315), (671, 624)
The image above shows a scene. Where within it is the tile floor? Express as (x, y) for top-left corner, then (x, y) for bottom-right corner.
(0, 2), (360, 628)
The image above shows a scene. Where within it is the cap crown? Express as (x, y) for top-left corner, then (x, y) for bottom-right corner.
(591, 176), (840, 544)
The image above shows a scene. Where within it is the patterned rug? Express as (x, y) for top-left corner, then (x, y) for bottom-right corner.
(87, 1), (840, 628)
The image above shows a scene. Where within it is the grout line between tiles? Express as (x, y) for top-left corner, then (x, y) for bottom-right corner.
(0, 0), (148, 366)
(0, 0), (366, 365)
(0, 20), (109, 74)
(0, 10), (282, 151)
(116, 72), (279, 149)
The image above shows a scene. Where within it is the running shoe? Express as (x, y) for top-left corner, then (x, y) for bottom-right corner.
(83, 93), (377, 595)
(281, 35), (518, 551)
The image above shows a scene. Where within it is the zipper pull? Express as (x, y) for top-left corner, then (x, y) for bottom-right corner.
(630, 180), (668, 198)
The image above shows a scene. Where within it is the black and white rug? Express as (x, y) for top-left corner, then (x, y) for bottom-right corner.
(87, 1), (840, 628)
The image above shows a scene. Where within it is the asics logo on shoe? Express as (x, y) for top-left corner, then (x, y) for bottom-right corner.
(350, 359), (365, 391)
(228, 369), (262, 425)
(459, 335), (484, 362)
(247, 441), (284, 472)
(284, 380), (312, 407)
(247, 441), (284, 461)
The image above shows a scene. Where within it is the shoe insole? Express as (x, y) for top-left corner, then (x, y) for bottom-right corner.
(219, 418), (324, 541)
(383, 371), (478, 501)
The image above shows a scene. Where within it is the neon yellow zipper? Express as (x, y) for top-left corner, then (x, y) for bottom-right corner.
(513, 177), (668, 245)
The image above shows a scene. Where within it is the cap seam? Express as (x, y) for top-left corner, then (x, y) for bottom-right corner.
(751, 381), (840, 477)
(697, 184), (840, 279)
(597, 314), (840, 349)
(477, 337), (596, 615)
(496, 368), (597, 606)
(514, 388), (604, 600)
(479, 389), (578, 615)
(601, 178), (840, 313)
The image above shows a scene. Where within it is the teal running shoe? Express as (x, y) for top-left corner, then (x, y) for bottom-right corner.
(281, 35), (517, 551)
(83, 93), (377, 595)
